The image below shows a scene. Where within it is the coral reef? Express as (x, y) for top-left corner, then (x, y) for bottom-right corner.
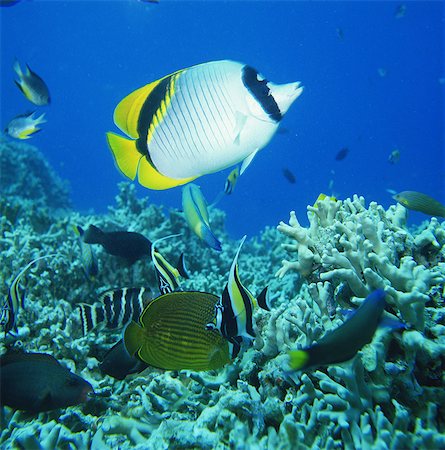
(1, 142), (444, 449)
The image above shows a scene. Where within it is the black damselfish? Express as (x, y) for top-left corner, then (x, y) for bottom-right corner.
(81, 224), (152, 265)
(0, 351), (93, 412)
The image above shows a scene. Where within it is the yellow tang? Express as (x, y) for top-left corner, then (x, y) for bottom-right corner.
(124, 291), (231, 371)
(106, 60), (303, 190)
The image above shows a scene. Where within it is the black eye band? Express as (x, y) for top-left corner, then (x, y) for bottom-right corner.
(242, 66), (282, 122)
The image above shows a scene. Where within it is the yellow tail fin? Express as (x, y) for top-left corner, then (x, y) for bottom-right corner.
(288, 350), (309, 370)
(106, 132), (141, 181)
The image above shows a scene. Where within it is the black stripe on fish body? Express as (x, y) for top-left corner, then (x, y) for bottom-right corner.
(153, 252), (180, 292)
(256, 286), (270, 311)
(219, 285), (239, 339)
(242, 65), (282, 122)
(103, 292), (116, 327)
(233, 265), (255, 338)
(136, 74), (177, 163)
(78, 304), (98, 336)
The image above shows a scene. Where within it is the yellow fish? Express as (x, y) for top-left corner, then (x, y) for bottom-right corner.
(106, 60), (302, 190)
(124, 291), (231, 371)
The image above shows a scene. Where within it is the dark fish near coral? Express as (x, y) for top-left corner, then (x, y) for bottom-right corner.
(124, 291), (231, 371)
(13, 60), (50, 106)
(335, 147), (349, 161)
(5, 111), (46, 139)
(78, 287), (153, 335)
(1, 255), (54, 334)
(393, 191), (445, 218)
(100, 339), (148, 380)
(82, 224), (152, 264)
(288, 289), (394, 370)
(182, 184), (222, 251)
(150, 235), (189, 295)
(0, 351), (93, 412)
(73, 225), (98, 281)
(282, 168), (296, 184)
(106, 60), (302, 190)
(206, 236), (270, 356)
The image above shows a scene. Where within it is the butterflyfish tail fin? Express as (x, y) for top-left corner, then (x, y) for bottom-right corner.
(123, 321), (144, 358)
(176, 253), (189, 279)
(106, 132), (142, 181)
(256, 286), (271, 311)
(288, 350), (310, 370)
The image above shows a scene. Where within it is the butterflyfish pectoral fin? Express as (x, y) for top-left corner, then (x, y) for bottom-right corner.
(123, 321), (144, 358)
(240, 150), (259, 174)
(137, 157), (197, 190)
(233, 111), (247, 145)
(106, 132), (142, 181)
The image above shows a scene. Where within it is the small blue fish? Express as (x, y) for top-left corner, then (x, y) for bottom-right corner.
(1, 255), (54, 334)
(150, 235), (189, 295)
(207, 236), (269, 356)
(182, 184), (222, 251)
(73, 225), (98, 281)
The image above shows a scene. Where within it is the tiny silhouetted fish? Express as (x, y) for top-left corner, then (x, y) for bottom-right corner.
(13, 60), (50, 106)
(282, 168), (296, 184)
(395, 4), (406, 19)
(336, 27), (344, 40)
(335, 147), (349, 161)
(0, 0), (22, 7)
(288, 290), (402, 370)
(82, 224), (152, 265)
(393, 191), (445, 218)
(100, 339), (148, 380)
(0, 350), (93, 412)
(388, 149), (400, 164)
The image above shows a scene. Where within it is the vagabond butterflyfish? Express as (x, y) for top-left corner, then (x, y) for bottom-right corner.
(106, 60), (303, 190)
(124, 291), (231, 371)
(288, 289), (403, 370)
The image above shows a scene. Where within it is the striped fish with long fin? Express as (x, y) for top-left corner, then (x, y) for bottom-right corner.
(78, 287), (153, 336)
(106, 60), (303, 190)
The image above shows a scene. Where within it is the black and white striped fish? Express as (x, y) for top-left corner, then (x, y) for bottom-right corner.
(1, 255), (54, 335)
(78, 287), (153, 336)
(106, 60), (303, 190)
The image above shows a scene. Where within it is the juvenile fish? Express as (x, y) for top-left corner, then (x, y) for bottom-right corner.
(14, 60), (50, 105)
(5, 112), (46, 139)
(393, 191), (445, 218)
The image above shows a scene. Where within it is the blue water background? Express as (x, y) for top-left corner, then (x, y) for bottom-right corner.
(1, 0), (444, 238)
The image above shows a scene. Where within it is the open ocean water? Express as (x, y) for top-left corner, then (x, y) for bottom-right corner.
(1, 0), (443, 237)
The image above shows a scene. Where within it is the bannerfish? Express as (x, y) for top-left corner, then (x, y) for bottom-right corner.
(78, 287), (153, 336)
(99, 339), (148, 380)
(150, 235), (189, 295)
(182, 184), (222, 251)
(0, 255), (54, 334)
(13, 60), (50, 105)
(393, 191), (445, 218)
(206, 236), (270, 356)
(124, 291), (231, 371)
(73, 225), (98, 281)
(335, 147), (349, 161)
(288, 289), (400, 370)
(0, 350), (93, 412)
(282, 168), (296, 184)
(81, 224), (152, 265)
(5, 112), (46, 139)
(106, 60), (303, 190)
(388, 148), (400, 164)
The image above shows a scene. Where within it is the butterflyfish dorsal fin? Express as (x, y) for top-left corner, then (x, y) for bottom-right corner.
(113, 80), (163, 139)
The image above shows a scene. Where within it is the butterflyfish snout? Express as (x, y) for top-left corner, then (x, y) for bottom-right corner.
(269, 81), (304, 116)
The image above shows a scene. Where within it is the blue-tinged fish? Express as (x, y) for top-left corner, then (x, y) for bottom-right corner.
(5, 111), (46, 139)
(0, 350), (93, 412)
(73, 225), (98, 281)
(106, 60), (303, 190)
(207, 236), (270, 356)
(335, 147), (349, 161)
(210, 166), (241, 207)
(124, 291), (231, 371)
(81, 224), (152, 265)
(150, 235), (189, 295)
(0, 255), (53, 334)
(13, 60), (50, 105)
(78, 287), (153, 336)
(392, 191), (445, 218)
(288, 289), (401, 370)
(182, 184), (222, 251)
(388, 148), (400, 164)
